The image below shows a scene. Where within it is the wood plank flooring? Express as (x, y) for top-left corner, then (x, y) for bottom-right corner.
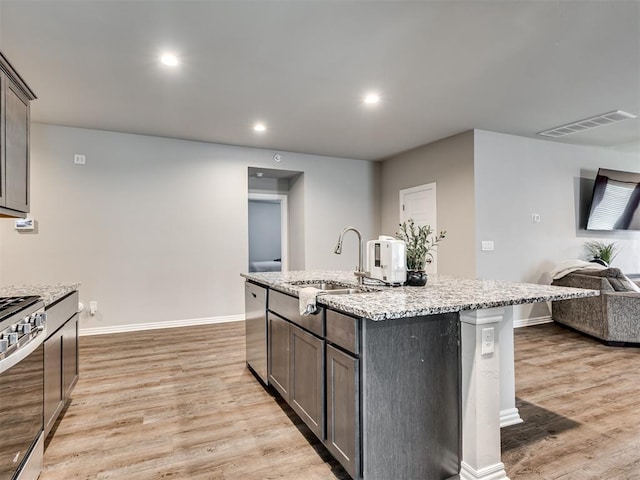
(41, 322), (349, 480)
(501, 323), (640, 479)
(40, 321), (639, 480)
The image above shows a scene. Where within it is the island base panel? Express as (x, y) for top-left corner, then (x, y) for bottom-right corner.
(361, 313), (461, 480)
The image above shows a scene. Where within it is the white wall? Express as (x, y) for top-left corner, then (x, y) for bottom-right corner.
(474, 129), (640, 321)
(248, 201), (281, 263)
(288, 174), (306, 271)
(380, 131), (476, 277)
(0, 123), (379, 331)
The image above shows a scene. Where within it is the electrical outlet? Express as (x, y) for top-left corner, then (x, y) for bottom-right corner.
(74, 154), (86, 165)
(89, 301), (98, 316)
(482, 327), (495, 355)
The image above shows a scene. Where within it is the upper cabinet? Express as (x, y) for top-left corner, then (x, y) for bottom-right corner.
(0, 51), (37, 217)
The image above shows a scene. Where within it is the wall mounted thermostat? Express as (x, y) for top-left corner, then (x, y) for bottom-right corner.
(15, 218), (35, 231)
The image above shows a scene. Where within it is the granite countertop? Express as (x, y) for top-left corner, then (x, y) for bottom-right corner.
(0, 283), (80, 307)
(241, 270), (599, 321)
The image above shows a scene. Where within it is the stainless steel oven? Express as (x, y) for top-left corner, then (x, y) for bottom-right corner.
(0, 297), (46, 480)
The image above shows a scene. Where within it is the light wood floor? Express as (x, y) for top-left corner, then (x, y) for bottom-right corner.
(40, 321), (639, 480)
(501, 324), (640, 479)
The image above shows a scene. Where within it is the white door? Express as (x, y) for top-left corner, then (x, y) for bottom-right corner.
(399, 183), (438, 274)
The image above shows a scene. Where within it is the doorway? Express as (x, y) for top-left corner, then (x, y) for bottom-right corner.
(248, 193), (288, 272)
(399, 182), (438, 274)
(247, 167), (304, 272)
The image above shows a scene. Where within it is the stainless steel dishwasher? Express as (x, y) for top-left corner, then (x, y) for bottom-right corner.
(245, 281), (268, 384)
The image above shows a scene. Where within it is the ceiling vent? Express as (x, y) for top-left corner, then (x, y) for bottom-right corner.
(538, 110), (637, 138)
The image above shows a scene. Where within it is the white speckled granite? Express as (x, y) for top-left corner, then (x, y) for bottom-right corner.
(241, 270), (599, 321)
(0, 283), (80, 307)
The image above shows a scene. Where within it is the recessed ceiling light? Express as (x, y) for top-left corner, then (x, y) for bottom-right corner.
(160, 53), (179, 67)
(253, 123), (267, 132)
(364, 93), (380, 104)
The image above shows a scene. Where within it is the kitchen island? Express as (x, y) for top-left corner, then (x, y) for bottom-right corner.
(241, 271), (598, 480)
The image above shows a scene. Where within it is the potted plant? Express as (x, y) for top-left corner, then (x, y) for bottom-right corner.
(584, 240), (620, 266)
(396, 219), (446, 286)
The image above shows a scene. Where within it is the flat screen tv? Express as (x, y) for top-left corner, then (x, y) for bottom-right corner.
(586, 168), (640, 231)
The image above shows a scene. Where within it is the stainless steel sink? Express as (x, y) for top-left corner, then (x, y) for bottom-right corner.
(288, 281), (370, 295)
(296, 282), (351, 290)
(322, 287), (365, 295)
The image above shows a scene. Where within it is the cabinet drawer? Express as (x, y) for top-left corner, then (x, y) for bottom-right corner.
(46, 291), (79, 338)
(269, 290), (324, 337)
(326, 309), (359, 355)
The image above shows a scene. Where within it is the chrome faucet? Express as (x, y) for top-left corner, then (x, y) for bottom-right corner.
(334, 226), (368, 285)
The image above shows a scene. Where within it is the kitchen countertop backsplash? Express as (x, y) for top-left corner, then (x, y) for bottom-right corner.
(0, 283), (80, 307)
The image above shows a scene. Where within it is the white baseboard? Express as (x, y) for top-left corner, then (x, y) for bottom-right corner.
(79, 314), (245, 336)
(79, 313), (551, 336)
(513, 315), (552, 328)
(500, 407), (524, 428)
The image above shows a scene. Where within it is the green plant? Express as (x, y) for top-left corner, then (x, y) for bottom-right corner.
(584, 240), (620, 266)
(396, 219), (446, 271)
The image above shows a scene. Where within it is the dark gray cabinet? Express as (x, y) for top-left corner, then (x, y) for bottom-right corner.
(290, 325), (324, 439)
(44, 332), (64, 436)
(62, 313), (79, 398)
(261, 287), (460, 479)
(268, 309), (325, 439)
(0, 51), (36, 217)
(268, 290), (325, 439)
(326, 344), (359, 479)
(44, 292), (79, 438)
(268, 313), (290, 398)
(324, 309), (361, 477)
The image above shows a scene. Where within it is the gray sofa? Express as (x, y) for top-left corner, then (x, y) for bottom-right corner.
(552, 268), (640, 345)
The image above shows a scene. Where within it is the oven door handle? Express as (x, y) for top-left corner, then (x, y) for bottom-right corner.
(0, 326), (47, 374)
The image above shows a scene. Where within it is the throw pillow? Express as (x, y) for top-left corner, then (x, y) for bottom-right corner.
(575, 267), (624, 278)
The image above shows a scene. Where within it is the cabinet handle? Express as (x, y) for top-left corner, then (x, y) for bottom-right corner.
(252, 293), (257, 298)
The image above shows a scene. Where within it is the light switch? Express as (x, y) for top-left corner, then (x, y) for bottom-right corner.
(481, 240), (495, 251)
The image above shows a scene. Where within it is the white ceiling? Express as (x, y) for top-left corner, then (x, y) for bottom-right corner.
(0, 0), (638, 161)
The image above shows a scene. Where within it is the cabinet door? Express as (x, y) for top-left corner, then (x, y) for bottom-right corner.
(326, 344), (360, 479)
(290, 324), (324, 439)
(44, 333), (64, 437)
(268, 313), (290, 399)
(62, 313), (79, 398)
(3, 79), (30, 213)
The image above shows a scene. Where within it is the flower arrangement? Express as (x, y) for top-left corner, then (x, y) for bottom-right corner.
(396, 219), (446, 271)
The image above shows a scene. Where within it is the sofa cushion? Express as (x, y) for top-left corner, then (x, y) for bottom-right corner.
(575, 268), (640, 292)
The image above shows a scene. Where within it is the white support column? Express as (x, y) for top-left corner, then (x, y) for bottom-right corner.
(499, 307), (522, 428)
(459, 307), (510, 480)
